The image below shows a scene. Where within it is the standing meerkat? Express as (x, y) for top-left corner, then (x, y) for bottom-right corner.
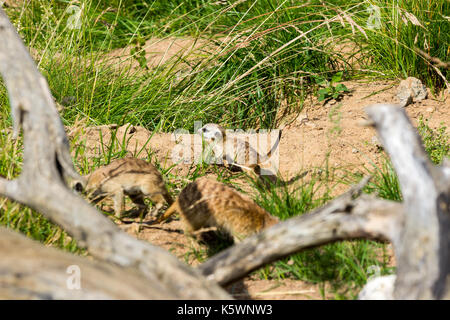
(197, 123), (281, 176)
(154, 177), (279, 242)
(75, 158), (173, 219)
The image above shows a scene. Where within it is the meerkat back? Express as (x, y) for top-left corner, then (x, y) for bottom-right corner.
(85, 158), (172, 218)
(170, 177), (279, 241)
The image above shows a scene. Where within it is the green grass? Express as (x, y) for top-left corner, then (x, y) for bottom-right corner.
(2, 0), (446, 131)
(0, 114), (81, 253)
(360, 120), (449, 203)
(245, 172), (393, 298)
(0, 0), (448, 299)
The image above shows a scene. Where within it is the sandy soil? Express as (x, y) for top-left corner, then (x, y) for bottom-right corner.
(63, 37), (449, 300)
(69, 79), (449, 191)
(103, 37), (214, 71)
(67, 78), (448, 300)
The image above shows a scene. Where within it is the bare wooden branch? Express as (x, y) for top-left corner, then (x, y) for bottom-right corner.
(199, 188), (403, 286)
(200, 105), (450, 300)
(0, 227), (176, 299)
(1, 6), (448, 300)
(366, 104), (450, 300)
(0, 8), (229, 299)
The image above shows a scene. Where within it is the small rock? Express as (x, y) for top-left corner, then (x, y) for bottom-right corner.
(425, 107), (434, 113)
(352, 148), (359, 154)
(358, 275), (396, 300)
(396, 77), (428, 107)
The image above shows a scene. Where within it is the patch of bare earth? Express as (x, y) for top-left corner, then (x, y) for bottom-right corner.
(67, 79), (448, 299)
(103, 37), (214, 71)
(63, 35), (448, 300)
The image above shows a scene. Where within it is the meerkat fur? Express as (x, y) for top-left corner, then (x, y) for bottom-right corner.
(75, 158), (173, 219)
(155, 177), (279, 242)
(198, 123), (281, 175)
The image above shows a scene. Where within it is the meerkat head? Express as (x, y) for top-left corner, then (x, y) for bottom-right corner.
(198, 123), (226, 142)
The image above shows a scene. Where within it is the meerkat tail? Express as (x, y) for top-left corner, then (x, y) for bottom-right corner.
(260, 129), (282, 162)
(156, 201), (178, 224)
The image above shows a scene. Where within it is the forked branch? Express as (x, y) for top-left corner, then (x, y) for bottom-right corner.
(0, 8), (229, 300)
(200, 105), (449, 299)
(199, 180), (403, 286)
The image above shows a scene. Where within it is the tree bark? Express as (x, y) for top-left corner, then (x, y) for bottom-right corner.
(0, 227), (177, 299)
(0, 8), (230, 300)
(199, 180), (403, 286)
(199, 105), (450, 300)
(365, 104), (450, 299)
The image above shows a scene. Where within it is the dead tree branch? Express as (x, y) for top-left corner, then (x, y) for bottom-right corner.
(200, 105), (450, 300)
(414, 47), (450, 70)
(199, 181), (404, 286)
(0, 227), (177, 299)
(0, 8), (229, 299)
(365, 104), (450, 300)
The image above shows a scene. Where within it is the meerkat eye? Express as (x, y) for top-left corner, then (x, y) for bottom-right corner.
(202, 128), (206, 132)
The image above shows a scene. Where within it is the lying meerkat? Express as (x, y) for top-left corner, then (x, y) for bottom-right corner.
(153, 177), (279, 242)
(197, 123), (281, 176)
(74, 158), (173, 219)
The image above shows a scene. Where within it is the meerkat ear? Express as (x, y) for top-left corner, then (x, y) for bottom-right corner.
(214, 130), (223, 140)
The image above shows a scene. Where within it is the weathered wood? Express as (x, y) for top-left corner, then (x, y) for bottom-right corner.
(200, 104), (450, 300)
(366, 104), (450, 300)
(199, 179), (404, 286)
(0, 227), (176, 299)
(0, 6), (448, 300)
(0, 8), (229, 300)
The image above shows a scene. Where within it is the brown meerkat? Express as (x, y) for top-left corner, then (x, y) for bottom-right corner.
(197, 123), (281, 176)
(74, 158), (173, 219)
(154, 177), (279, 242)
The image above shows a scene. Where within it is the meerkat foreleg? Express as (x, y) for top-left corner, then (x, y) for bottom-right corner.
(112, 191), (125, 219)
(128, 193), (148, 217)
